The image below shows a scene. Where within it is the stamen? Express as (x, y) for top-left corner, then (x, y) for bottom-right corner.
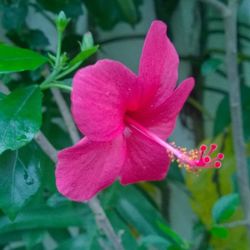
(125, 116), (224, 173)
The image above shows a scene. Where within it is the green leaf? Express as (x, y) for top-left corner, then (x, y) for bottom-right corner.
(0, 143), (42, 220)
(113, 185), (174, 236)
(0, 85), (43, 154)
(107, 210), (138, 250)
(1, 1), (28, 30)
(55, 234), (100, 250)
(154, 0), (180, 23)
(0, 204), (89, 234)
(158, 222), (189, 249)
(116, 0), (138, 24)
(104, 185), (187, 249)
(37, 0), (83, 18)
(210, 226), (229, 239)
(83, 0), (142, 30)
(0, 44), (47, 73)
(116, 186), (163, 235)
(22, 229), (45, 249)
(212, 193), (240, 223)
(201, 58), (223, 76)
(69, 46), (99, 67)
(0, 93), (5, 100)
(55, 215), (99, 250)
(139, 235), (171, 248)
(213, 84), (250, 141)
(22, 30), (49, 50)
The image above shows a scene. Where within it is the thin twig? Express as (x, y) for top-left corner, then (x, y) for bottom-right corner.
(51, 88), (124, 250)
(35, 132), (58, 162)
(220, 219), (250, 228)
(201, 0), (250, 239)
(51, 89), (80, 143)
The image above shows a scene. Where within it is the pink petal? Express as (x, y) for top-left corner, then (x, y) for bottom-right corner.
(120, 126), (170, 185)
(129, 77), (195, 139)
(138, 20), (179, 108)
(72, 59), (138, 142)
(56, 134), (126, 201)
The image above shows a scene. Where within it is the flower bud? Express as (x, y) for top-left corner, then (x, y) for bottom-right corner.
(56, 11), (70, 33)
(81, 32), (94, 50)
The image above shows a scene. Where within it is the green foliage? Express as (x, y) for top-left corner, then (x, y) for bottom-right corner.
(0, 86), (42, 154)
(83, 0), (142, 29)
(0, 1), (250, 249)
(212, 193), (240, 223)
(0, 0), (28, 30)
(214, 84), (250, 141)
(210, 226), (229, 239)
(153, 0), (180, 24)
(69, 46), (99, 67)
(37, 0), (83, 18)
(0, 144), (41, 220)
(0, 44), (47, 73)
(201, 58), (223, 76)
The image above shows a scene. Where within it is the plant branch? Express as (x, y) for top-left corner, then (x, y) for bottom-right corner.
(51, 89), (124, 250)
(35, 132), (58, 162)
(224, 0), (250, 238)
(51, 89), (79, 143)
(220, 219), (250, 228)
(202, 0), (250, 239)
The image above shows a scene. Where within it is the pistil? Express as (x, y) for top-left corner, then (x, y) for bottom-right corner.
(126, 117), (224, 171)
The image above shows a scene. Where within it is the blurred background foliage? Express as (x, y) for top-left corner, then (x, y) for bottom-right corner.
(0, 0), (250, 249)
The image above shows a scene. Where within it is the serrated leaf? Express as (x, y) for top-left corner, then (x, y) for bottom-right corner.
(69, 46), (99, 67)
(212, 193), (240, 223)
(0, 44), (47, 73)
(0, 143), (41, 220)
(0, 85), (42, 154)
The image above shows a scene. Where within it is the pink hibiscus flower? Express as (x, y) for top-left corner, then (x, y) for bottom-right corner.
(56, 21), (224, 201)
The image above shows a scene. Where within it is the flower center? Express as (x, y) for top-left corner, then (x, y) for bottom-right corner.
(125, 117), (224, 172)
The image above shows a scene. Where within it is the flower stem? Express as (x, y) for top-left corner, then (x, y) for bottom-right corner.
(40, 26), (63, 88)
(41, 82), (72, 92)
